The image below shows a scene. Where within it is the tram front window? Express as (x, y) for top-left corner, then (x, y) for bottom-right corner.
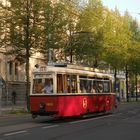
(33, 78), (53, 94)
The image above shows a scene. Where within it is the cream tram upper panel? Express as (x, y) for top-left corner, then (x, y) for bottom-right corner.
(33, 65), (113, 79)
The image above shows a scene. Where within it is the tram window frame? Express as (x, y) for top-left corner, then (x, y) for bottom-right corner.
(91, 80), (97, 93)
(57, 74), (63, 93)
(94, 80), (101, 93)
(80, 79), (87, 93)
(95, 79), (110, 93)
(80, 77), (97, 93)
(33, 79), (43, 94)
(103, 81), (110, 93)
(32, 77), (53, 94)
(57, 74), (77, 93)
(67, 75), (77, 93)
(79, 76), (111, 94)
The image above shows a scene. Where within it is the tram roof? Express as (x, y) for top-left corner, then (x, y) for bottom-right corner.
(33, 63), (113, 79)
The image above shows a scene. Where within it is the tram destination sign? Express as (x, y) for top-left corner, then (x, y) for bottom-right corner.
(34, 74), (52, 78)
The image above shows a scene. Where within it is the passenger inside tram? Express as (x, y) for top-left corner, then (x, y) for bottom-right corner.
(97, 83), (103, 93)
(34, 79), (44, 93)
(42, 79), (53, 93)
(91, 85), (96, 93)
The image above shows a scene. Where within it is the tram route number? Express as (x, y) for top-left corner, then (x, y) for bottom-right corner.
(82, 98), (87, 109)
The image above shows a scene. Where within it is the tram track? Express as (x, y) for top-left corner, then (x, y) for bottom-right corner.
(1, 102), (140, 137)
(0, 113), (114, 136)
(1, 102), (140, 140)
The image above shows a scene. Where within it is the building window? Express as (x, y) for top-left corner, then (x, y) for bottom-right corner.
(9, 61), (12, 75)
(15, 62), (18, 75)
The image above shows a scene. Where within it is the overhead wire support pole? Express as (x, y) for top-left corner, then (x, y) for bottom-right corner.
(125, 65), (129, 102)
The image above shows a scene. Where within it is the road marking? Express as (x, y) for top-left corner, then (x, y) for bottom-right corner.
(116, 113), (123, 115)
(42, 125), (59, 129)
(128, 110), (136, 114)
(4, 130), (27, 136)
(69, 114), (115, 124)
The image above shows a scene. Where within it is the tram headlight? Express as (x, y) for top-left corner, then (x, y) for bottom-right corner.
(39, 102), (45, 109)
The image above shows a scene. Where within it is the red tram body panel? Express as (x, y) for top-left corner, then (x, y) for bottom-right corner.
(30, 94), (116, 117)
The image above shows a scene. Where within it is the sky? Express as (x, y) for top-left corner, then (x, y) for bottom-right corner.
(102, 0), (140, 23)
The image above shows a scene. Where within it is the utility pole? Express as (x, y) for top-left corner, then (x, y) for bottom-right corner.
(125, 65), (129, 102)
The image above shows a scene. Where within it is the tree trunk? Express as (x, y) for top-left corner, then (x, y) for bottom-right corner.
(125, 65), (129, 102)
(114, 68), (117, 93)
(25, 0), (30, 111)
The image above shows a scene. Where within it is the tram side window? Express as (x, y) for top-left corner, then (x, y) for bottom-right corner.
(96, 81), (103, 93)
(57, 74), (63, 93)
(80, 79), (94, 93)
(103, 81), (110, 93)
(87, 80), (92, 93)
(57, 74), (77, 93)
(67, 75), (77, 93)
(33, 79), (44, 94)
(80, 79), (87, 93)
(91, 80), (96, 93)
(57, 74), (68, 93)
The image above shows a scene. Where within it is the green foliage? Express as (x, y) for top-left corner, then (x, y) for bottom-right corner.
(70, 0), (104, 66)
(1, 0), (140, 76)
(103, 9), (133, 70)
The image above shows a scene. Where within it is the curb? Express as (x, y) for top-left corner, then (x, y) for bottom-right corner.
(0, 106), (29, 118)
(0, 113), (30, 119)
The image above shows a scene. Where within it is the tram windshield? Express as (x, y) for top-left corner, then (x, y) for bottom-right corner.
(32, 77), (53, 94)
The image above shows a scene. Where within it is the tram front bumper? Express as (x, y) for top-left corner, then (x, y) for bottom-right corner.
(31, 110), (58, 116)
(31, 102), (58, 116)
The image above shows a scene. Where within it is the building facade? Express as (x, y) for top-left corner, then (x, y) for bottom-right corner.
(0, 49), (46, 106)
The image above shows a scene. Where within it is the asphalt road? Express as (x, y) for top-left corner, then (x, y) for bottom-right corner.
(1, 102), (140, 140)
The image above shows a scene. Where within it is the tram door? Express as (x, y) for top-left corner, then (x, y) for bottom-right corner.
(57, 74), (67, 93)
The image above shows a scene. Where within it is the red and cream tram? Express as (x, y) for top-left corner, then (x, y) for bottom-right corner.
(30, 64), (117, 118)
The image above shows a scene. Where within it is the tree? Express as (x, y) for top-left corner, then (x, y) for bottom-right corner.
(103, 9), (129, 70)
(72, 0), (104, 66)
(103, 9), (133, 97)
(0, 0), (51, 109)
(63, 0), (80, 63)
(0, 0), (80, 108)
(127, 18), (140, 101)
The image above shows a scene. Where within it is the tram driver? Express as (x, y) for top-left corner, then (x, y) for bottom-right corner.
(42, 79), (53, 93)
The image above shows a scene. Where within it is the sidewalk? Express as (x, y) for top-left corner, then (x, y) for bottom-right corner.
(0, 104), (29, 117)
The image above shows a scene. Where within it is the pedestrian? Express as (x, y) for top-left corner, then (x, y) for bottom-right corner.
(42, 79), (53, 93)
(12, 90), (16, 105)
